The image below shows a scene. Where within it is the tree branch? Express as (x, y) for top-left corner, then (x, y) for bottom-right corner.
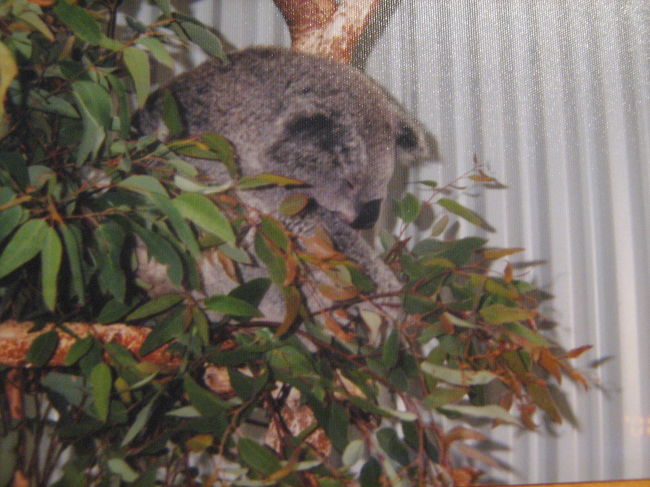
(0, 320), (177, 367)
(273, 0), (382, 63)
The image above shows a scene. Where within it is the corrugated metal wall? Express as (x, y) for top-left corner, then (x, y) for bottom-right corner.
(138, 1), (650, 483)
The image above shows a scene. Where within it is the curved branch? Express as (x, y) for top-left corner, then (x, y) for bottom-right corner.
(273, 0), (382, 63)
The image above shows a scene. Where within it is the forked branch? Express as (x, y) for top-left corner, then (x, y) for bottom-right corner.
(273, 0), (382, 63)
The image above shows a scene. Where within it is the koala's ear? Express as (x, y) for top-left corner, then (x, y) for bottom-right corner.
(395, 117), (436, 163)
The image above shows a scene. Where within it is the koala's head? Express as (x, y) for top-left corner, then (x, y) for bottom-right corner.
(247, 48), (431, 229)
(137, 47), (431, 230)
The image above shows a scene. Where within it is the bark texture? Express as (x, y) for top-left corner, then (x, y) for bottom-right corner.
(273, 0), (381, 63)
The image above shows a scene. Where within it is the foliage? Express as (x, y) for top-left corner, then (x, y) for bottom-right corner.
(0, 1), (589, 486)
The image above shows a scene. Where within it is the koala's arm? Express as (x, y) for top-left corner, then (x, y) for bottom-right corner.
(307, 207), (402, 299)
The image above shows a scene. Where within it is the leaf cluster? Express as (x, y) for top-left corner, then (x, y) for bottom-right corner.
(0, 3), (590, 486)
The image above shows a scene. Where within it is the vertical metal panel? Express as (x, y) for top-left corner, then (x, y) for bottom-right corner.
(137, 1), (649, 483)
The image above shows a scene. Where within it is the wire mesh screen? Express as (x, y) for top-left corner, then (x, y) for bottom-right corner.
(136, 1), (650, 483)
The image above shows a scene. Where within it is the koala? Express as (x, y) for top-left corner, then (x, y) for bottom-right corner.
(136, 46), (430, 325)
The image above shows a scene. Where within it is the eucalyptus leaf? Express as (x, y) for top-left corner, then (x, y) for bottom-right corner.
(107, 458), (138, 483)
(89, 363), (112, 422)
(41, 226), (63, 310)
(421, 363), (498, 386)
(437, 198), (495, 232)
(59, 224), (85, 303)
(121, 395), (158, 447)
(172, 192), (235, 244)
(126, 294), (184, 321)
(172, 15), (225, 60)
(53, 0), (102, 45)
(118, 175), (167, 196)
(139, 36), (175, 68)
(0, 219), (47, 279)
(480, 304), (537, 325)
(237, 438), (281, 477)
(440, 404), (521, 426)
(27, 330), (59, 367)
(123, 47), (150, 108)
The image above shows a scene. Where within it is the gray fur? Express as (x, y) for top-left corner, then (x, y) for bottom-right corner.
(136, 46), (430, 324)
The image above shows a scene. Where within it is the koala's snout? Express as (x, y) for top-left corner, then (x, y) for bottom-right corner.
(351, 199), (383, 230)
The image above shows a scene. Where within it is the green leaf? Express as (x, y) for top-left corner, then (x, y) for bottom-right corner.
(0, 153), (28, 189)
(382, 329), (400, 370)
(27, 89), (79, 118)
(121, 395), (158, 447)
(527, 383), (562, 423)
(148, 192), (200, 258)
(395, 193), (420, 224)
(279, 193), (309, 216)
(107, 458), (138, 483)
(162, 90), (183, 137)
(65, 337), (95, 366)
(131, 223), (183, 287)
(126, 294), (184, 321)
(59, 224), (85, 303)
(200, 133), (236, 173)
(139, 314), (183, 356)
(228, 278), (271, 308)
(420, 363), (497, 386)
(19, 10), (54, 41)
(440, 404), (521, 426)
(118, 175), (167, 196)
(53, 0), (102, 45)
(0, 202), (24, 245)
(172, 193), (235, 244)
(437, 198), (495, 232)
(27, 330), (59, 367)
(359, 457), (382, 487)
(173, 15), (225, 60)
(204, 295), (262, 318)
(41, 226), (62, 310)
(138, 36), (174, 68)
(228, 369), (267, 401)
(123, 47), (150, 108)
(268, 346), (316, 379)
(0, 431), (18, 487)
(72, 81), (112, 164)
(183, 375), (229, 416)
(377, 428), (410, 466)
(342, 439), (365, 467)
(89, 363), (111, 421)
(107, 73), (130, 138)
(326, 402), (348, 452)
(423, 387), (467, 409)
(0, 219), (47, 278)
(504, 322), (552, 347)
(97, 299), (132, 324)
(237, 438), (281, 476)
(259, 217), (289, 252)
(237, 173), (306, 189)
(41, 372), (87, 409)
(166, 406), (201, 418)
(480, 304), (537, 325)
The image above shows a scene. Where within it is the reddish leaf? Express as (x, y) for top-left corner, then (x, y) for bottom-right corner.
(564, 344), (593, 359)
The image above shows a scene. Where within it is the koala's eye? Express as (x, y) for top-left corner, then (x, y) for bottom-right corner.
(344, 180), (354, 190)
(396, 125), (418, 150)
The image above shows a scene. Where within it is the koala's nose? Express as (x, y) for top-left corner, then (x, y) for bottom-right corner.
(351, 199), (383, 230)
